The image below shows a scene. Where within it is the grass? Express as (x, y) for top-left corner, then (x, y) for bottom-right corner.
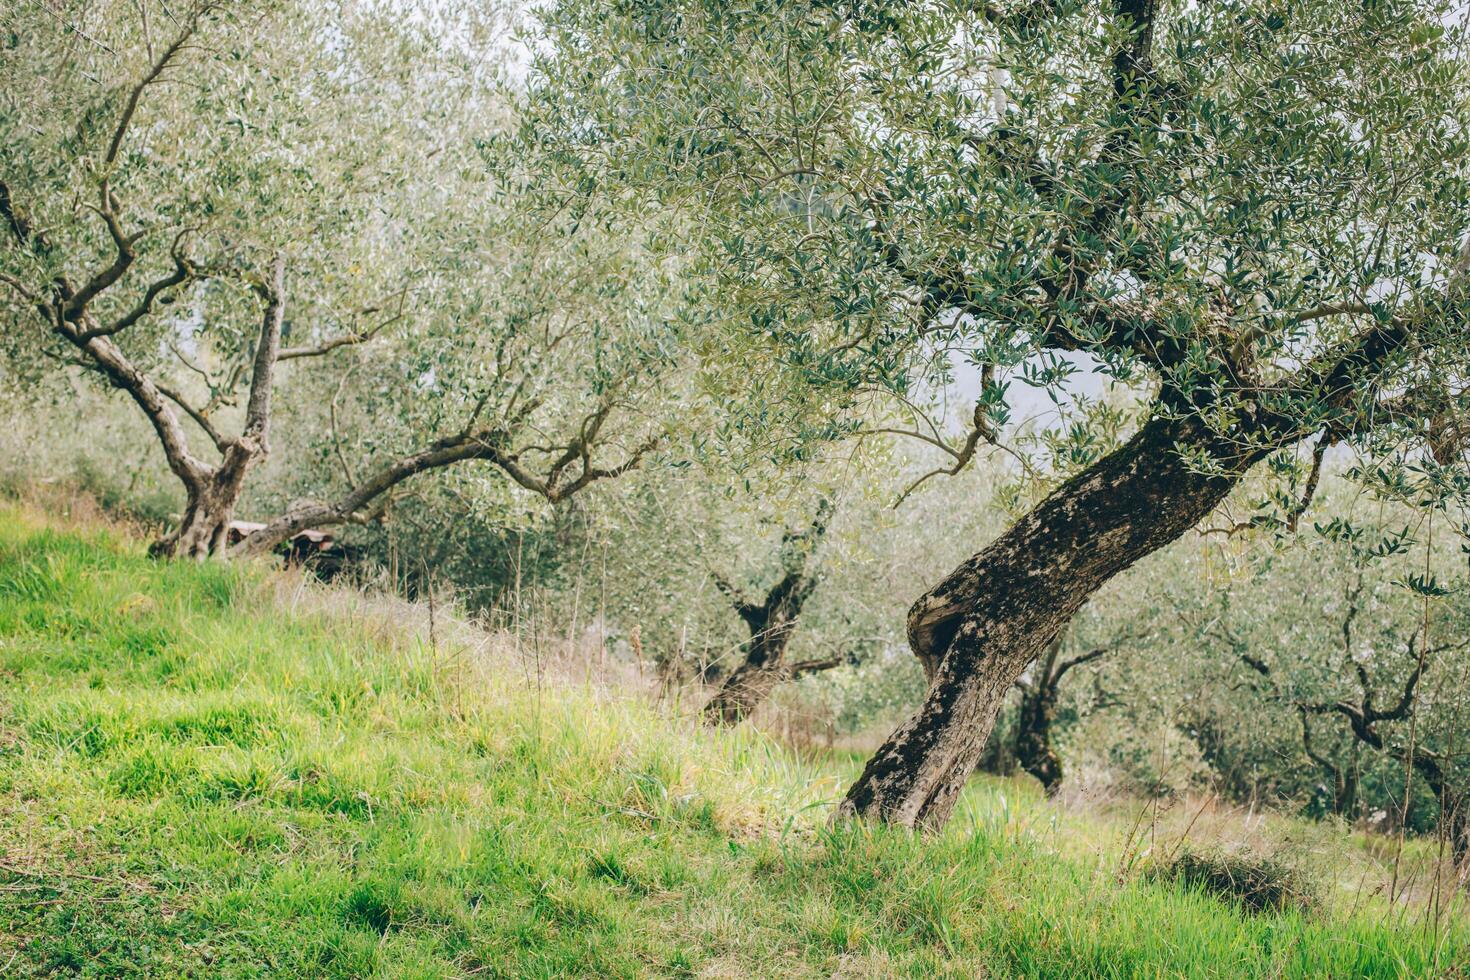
(0, 504), (1465, 978)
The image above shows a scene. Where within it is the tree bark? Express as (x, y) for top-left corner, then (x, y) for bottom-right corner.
(150, 453), (251, 559)
(838, 414), (1256, 829)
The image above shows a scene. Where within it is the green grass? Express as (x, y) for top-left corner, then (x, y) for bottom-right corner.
(0, 507), (1465, 978)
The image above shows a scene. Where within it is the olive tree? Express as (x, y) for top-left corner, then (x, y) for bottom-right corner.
(1173, 521), (1470, 869)
(702, 497), (843, 724)
(583, 454), (911, 721)
(525, 0), (1470, 827)
(0, 0), (679, 558)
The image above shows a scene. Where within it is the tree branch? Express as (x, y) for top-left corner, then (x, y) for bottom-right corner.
(63, 199), (137, 321)
(1201, 428), (1338, 537)
(1284, 432), (1332, 533)
(230, 427), (514, 556)
(64, 332), (210, 491)
(891, 391), (1001, 506)
(155, 381), (228, 452)
(275, 297), (406, 361)
(102, 6), (210, 171)
(1297, 704), (1341, 777)
(241, 255), (286, 447)
(712, 571), (763, 622)
(230, 399), (653, 557)
(0, 270), (40, 304)
(60, 6), (216, 331)
(1050, 645), (1109, 686)
(77, 229), (200, 341)
(787, 655), (843, 678)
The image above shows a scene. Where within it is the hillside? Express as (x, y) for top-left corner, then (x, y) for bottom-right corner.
(0, 504), (1464, 978)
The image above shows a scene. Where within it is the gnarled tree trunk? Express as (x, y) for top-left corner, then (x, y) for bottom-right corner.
(150, 452), (254, 559)
(702, 633), (843, 725)
(702, 615), (803, 726)
(702, 503), (834, 725)
(1014, 636), (1066, 797)
(147, 258), (284, 559)
(838, 414), (1257, 829)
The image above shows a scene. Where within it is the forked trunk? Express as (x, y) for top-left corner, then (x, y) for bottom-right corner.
(149, 443), (261, 560)
(702, 505), (829, 725)
(152, 488), (238, 559)
(134, 258), (283, 561)
(838, 415), (1256, 829)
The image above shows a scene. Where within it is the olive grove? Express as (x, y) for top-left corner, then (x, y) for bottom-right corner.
(3, 0), (1469, 858)
(0, 0), (686, 558)
(521, 0), (1470, 828)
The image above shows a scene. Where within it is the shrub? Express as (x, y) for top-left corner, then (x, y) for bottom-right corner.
(1150, 849), (1318, 916)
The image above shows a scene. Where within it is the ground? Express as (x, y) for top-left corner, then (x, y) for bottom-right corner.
(0, 503), (1463, 978)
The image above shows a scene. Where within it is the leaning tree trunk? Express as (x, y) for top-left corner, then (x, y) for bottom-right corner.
(838, 414), (1258, 829)
(702, 622), (798, 726)
(973, 708), (1018, 776)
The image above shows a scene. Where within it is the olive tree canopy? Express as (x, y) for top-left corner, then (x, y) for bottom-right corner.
(522, 0), (1470, 827)
(0, 0), (685, 557)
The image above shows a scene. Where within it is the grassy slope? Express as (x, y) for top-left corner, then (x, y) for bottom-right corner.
(0, 507), (1464, 978)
